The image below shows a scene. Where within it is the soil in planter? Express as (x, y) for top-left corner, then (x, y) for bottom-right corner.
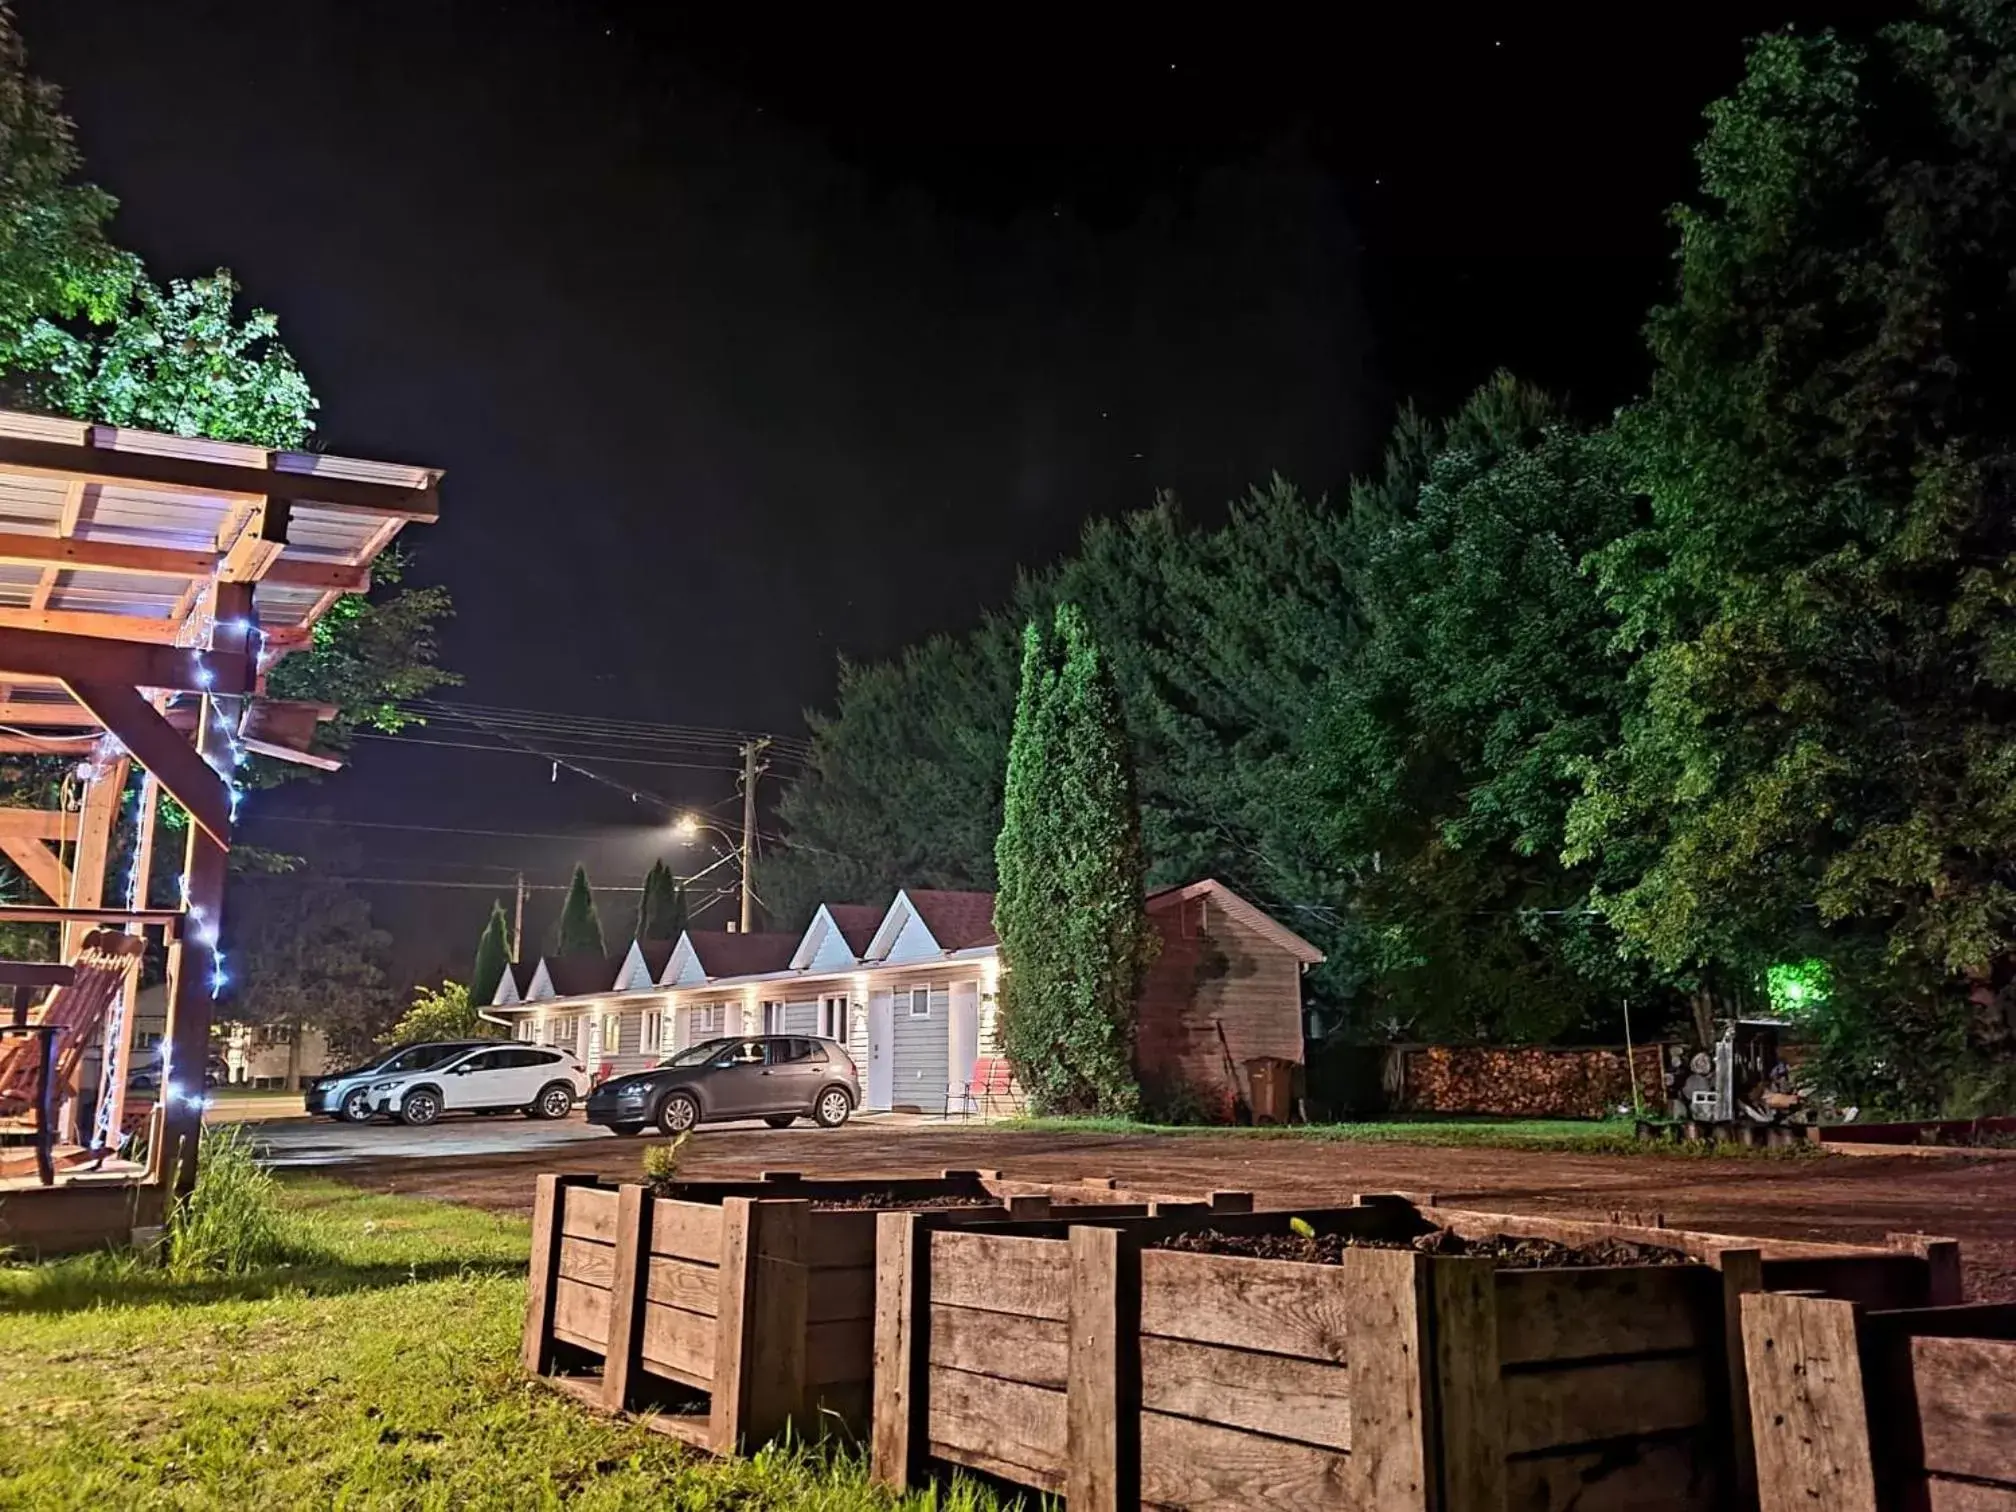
(805, 1191), (1001, 1210)
(1154, 1226), (1696, 1269)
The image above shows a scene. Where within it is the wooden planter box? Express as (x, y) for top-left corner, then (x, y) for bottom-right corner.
(871, 1195), (1962, 1512)
(1742, 1291), (2016, 1512)
(522, 1167), (1249, 1454)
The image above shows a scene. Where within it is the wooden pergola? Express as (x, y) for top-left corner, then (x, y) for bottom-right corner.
(0, 408), (439, 1253)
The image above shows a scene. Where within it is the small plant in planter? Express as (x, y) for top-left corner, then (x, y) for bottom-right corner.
(639, 1131), (692, 1191)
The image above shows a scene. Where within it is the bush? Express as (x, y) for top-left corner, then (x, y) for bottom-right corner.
(166, 1124), (296, 1275)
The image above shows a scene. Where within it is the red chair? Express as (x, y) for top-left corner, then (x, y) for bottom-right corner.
(946, 1056), (1022, 1121)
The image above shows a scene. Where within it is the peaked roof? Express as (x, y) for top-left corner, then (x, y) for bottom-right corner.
(492, 959), (538, 1006)
(541, 951), (627, 998)
(683, 930), (798, 980)
(905, 890), (998, 951)
(825, 904), (883, 955)
(634, 939), (677, 978)
(1145, 878), (1325, 964)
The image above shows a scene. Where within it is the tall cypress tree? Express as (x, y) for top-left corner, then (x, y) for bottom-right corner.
(636, 859), (688, 940)
(469, 900), (511, 1008)
(552, 864), (605, 957)
(994, 603), (1147, 1115)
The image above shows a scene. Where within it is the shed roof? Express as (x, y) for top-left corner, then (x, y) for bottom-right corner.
(904, 890), (998, 951)
(685, 930), (799, 979)
(1145, 878), (1325, 964)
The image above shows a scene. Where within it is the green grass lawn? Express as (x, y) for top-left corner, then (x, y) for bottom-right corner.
(0, 1179), (1008, 1511)
(1000, 1113), (1816, 1157)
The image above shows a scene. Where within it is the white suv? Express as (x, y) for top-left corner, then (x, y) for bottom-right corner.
(368, 1044), (589, 1126)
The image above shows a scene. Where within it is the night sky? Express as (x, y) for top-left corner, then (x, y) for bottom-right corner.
(19, 1), (1901, 983)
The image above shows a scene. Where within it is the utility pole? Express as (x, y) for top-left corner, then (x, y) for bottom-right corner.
(738, 736), (770, 934)
(512, 870), (527, 961)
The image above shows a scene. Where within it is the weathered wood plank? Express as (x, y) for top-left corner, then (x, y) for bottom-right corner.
(557, 1235), (616, 1290)
(1911, 1335), (2016, 1485)
(1742, 1293), (1879, 1512)
(644, 1255), (719, 1317)
(807, 1210), (877, 1269)
(552, 1276), (612, 1350)
(1505, 1433), (1722, 1512)
(649, 1199), (723, 1264)
(929, 1439), (1065, 1495)
(1502, 1355), (1712, 1456)
(930, 1304), (1069, 1389)
(710, 1198), (809, 1453)
(1925, 1478), (2016, 1511)
(1138, 1248), (1349, 1361)
(871, 1212), (926, 1491)
(522, 1173), (566, 1374)
(1067, 1225), (1139, 1512)
(926, 1367), (1066, 1478)
(929, 1231), (1069, 1321)
(1138, 1410), (1351, 1512)
(1764, 1254), (1927, 1310)
(1889, 1233), (1965, 1307)
(806, 1319), (873, 1386)
(601, 1184), (651, 1412)
(1433, 1256), (1504, 1511)
(1340, 1247), (1431, 1508)
(1494, 1263), (1715, 1365)
(639, 1299), (715, 1385)
(1720, 1245), (1766, 1512)
(560, 1184), (620, 1243)
(1139, 1335), (1351, 1451)
(807, 1265), (873, 1322)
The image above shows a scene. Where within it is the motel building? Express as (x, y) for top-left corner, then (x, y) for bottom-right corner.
(484, 881), (1321, 1117)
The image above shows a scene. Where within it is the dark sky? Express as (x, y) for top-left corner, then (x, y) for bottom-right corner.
(20, 1), (1901, 981)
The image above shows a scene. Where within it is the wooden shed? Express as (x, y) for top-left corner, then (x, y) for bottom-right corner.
(1137, 879), (1321, 1121)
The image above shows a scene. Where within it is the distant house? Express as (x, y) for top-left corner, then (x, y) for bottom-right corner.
(483, 879), (1320, 1117)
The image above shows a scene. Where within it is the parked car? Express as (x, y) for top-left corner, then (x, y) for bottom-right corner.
(305, 1040), (491, 1123)
(368, 1043), (590, 1126)
(584, 1035), (859, 1136)
(128, 1053), (224, 1093)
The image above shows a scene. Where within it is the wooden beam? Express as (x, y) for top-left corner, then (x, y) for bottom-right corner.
(0, 809), (79, 841)
(0, 630), (251, 694)
(262, 556), (370, 592)
(0, 608), (184, 645)
(99, 771), (160, 1146)
(0, 700), (99, 728)
(61, 681), (231, 847)
(0, 531), (216, 580)
(63, 754), (128, 958)
(0, 833), (68, 903)
(0, 905), (180, 928)
(0, 434), (439, 520)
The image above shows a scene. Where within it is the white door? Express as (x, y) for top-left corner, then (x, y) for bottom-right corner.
(948, 981), (979, 1112)
(867, 990), (894, 1110)
(441, 1048), (513, 1110)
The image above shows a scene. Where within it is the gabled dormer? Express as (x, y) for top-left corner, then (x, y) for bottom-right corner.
(790, 903), (883, 972)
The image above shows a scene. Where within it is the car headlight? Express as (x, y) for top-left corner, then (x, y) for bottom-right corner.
(370, 1080), (399, 1092)
(615, 1083), (648, 1101)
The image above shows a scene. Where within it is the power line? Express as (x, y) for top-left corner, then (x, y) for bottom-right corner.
(351, 732), (746, 772)
(249, 814), (678, 843)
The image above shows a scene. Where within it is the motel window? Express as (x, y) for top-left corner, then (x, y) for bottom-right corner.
(692, 1003), (719, 1035)
(819, 995), (849, 1043)
(641, 1010), (662, 1054)
(602, 1014), (621, 1052)
(515, 1020), (533, 1042)
(761, 1001), (786, 1034)
(909, 986), (932, 1018)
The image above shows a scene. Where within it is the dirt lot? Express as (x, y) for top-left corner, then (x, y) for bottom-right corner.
(316, 1122), (2016, 1300)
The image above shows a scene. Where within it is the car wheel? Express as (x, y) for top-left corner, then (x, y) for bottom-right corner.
(530, 1082), (575, 1120)
(608, 1123), (644, 1138)
(813, 1087), (852, 1129)
(764, 1114), (798, 1129)
(656, 1091), (699, 1135)
(400, 1089), (441, 1127)
(338, 1088), (374, 1123)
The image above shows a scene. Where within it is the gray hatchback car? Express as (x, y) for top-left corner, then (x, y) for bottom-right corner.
(584, 1035), (860, 1136)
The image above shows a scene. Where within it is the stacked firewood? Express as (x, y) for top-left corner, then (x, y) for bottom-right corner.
(1399, 1043), (1670, 1119)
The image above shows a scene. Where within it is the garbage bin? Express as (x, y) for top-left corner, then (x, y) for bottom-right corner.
(1243, 1056), (1295, 1125)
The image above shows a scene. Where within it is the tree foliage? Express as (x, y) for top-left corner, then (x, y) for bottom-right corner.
(994, 605), (1150, 1115)
(553, 864), (605, 958)
(223, 873), (392, 1059)
(636, 859), (687, 941)
(469, 901), (511, 1010)
(381, 980), (497, 1048)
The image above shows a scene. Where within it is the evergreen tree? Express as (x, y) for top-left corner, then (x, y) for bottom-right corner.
(994, 604), (1149, 1115)
(469, 900), (511, 1008)
(636, 859), (686, 940)
(552, 865), (605, 957)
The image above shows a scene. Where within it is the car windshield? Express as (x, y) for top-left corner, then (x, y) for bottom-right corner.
(378, 1043), (467, 1075)
(662, 1037), (732, 1068)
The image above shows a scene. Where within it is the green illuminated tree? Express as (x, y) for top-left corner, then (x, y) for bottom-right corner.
(469, 901), (511, 1010)
(1564, 8), (2016, 1107)
(553, 865), (605, 958)
(635, 859), (686, 941)
(381, 979), (496, 1048)
(994, 604), (1149, 1115)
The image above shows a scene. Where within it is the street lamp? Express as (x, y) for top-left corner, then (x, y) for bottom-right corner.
(672, 814), (752, 932)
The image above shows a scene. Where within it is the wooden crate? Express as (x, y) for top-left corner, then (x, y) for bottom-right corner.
(871, 1195), (1962, 1512)
(521, 1167), (1249, 1453)
(1743, 1291), (2016, 1512)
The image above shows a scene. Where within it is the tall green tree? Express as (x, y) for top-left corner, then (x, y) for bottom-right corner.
(1564, 7), (2016, 1108)
(1307, 375), (1652, 1042)
(994, 604), (1150, 1115)
(224, 873), (393, 1068)
(553, 865), (605, 958)
(469, 901), (511, 1009)
(635, 859), (687, 940)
